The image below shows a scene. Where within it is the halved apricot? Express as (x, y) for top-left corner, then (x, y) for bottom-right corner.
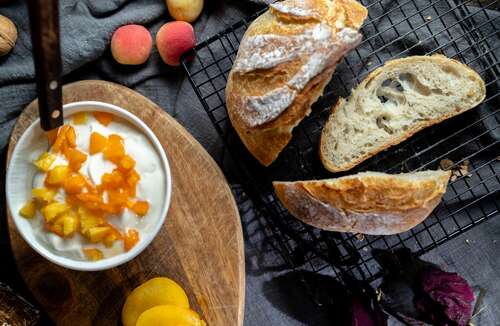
(121, 277), (190, 326)
(136, 305), (206, 326)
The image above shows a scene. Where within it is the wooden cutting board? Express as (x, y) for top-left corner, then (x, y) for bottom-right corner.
(6, 80), (245, 326)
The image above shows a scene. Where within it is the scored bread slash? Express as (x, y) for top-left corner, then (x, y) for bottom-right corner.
(273, 170), (451, 235)
(320, 55), (486, 173)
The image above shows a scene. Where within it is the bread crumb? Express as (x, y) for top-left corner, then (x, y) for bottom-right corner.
(355, 233), (365, 241)
(440, 158), (470, 181)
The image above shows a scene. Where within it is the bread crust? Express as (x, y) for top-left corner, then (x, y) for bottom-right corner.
(226, 0), (368, 166)
(320, 54), (486, 172)
(273, 170), (451, 235)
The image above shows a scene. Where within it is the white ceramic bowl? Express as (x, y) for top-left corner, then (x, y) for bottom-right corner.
(6, 101), (172, 271)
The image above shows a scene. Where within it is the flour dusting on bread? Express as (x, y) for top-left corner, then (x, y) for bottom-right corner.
(226, 0), (368, 165)
(235, 24), (362, 127)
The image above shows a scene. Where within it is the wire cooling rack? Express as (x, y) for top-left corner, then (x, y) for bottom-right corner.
(182, 0), (500, 286)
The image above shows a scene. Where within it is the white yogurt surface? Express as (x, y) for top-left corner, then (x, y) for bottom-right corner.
(29, 113), (166, 260)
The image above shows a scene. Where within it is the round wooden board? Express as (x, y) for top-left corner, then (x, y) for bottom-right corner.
(6, 80), (244, 326)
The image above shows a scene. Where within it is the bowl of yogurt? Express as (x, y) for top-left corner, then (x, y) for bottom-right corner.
(6, 101), (171, 271)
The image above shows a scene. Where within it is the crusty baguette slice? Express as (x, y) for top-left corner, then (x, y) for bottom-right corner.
(226, 0), (368, 166)
(273, 170), (451, 235)
(320, 55), (486, 172)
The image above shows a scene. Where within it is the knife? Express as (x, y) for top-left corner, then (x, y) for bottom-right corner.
(27, 0), (63, 132)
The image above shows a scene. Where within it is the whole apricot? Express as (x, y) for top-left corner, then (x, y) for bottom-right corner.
(111, 25), (152, 65)
(156, 21), (195, 66)
(166, 0), (203, 23)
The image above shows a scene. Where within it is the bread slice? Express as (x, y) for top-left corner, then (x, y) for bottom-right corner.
(226, 0), (368, 166)
(320, 55), (486, 172)
(273, 170), (451, 235)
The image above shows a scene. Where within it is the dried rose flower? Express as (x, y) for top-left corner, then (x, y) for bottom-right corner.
(414, 267), (474, 326)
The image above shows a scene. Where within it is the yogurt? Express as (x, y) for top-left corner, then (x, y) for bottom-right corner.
(29, 112), (166, 260)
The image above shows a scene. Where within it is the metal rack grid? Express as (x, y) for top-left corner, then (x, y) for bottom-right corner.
(182, 0), (500, 285)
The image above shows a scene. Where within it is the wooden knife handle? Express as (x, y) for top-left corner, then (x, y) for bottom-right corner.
(28, 0), (63, 131)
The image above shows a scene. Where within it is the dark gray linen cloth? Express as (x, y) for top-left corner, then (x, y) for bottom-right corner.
(0, 0), (499, 325)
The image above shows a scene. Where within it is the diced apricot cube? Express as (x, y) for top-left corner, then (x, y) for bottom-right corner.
(32, 187), (56, 203)
(131, 201), (149, 216)
(33, 152), (56, 172)
(46, 220), (64, 237)
(76, 193), (103, 210)
(103, 134), (125, 163)
(63, 174), (86, 194)
(101, 170), (125, 188)
(51, 125), (70, 153)
(119, 155), (136, 171)
(87, 226), (111, 243)
(103, 229), (121, 247)
(93, 112), (113, 126)
(62, 213), (78, 237)
(124, 229), (139, 251)
(45, 165), (70, 186)
(65, 148), (87, 172)
(65, 126), (77, 147)
(41, 202), (70, 222)
(83, 248), (103, 261)
(19, 200), (37, 218)
(72, 112), (87, 125)
(47, 129), (58, 146)
(108, 189), (128, 206)
(89, 132), (107, 154)
(78, 207), (105, 233)
(127, 169), (141, 187)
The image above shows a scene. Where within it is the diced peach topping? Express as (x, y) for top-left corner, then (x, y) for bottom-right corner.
(51, 125), (70, 153)
(72, 112), (87, 125)
(89, 132), (107, 154)
(33, 152), (56, 172)
(124, 229), (139, 251)
(66, 126), (77, 147)
(63, 174), (86, 194)
(119, 155), (136, 171)
(131, 201), (149, 217)
(103, 134), (125, 163)
(32, 188), (56, 203)
(65, 148), (87, 171)
(47, 129), (58, 146)
(93, 112), (113, 126)
(83, 248), (103, 261)
(45, 165), (70, 186)
(19, 200), (37, 218)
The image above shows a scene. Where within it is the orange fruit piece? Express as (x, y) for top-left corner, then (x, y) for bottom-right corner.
(101, 170), (125, 189)
(124, 229), (140, 251)
(63, 174), (86, 194)
(51, 125), (70, 153)
(83, 248), (104, 261)
(93, 112), (113, 126)
(131, 200), (149, 216)
(72, 112), (87, 124)
(66, 126), (77, 147)
(66, 148), (87, 171)
(119, 155), (136, 171)
(89, 132), (107, 154)
(47, 129), (58, 146)
(45, 165), (70, 186)
(103, 134), (125, 163)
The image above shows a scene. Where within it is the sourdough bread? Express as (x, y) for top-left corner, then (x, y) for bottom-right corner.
(226, 0), (368, 166)
(320, 55), (486, 172)
(273, 170), (451, 235)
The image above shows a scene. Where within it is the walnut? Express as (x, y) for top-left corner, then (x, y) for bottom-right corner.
(0, 15), (17, 57)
